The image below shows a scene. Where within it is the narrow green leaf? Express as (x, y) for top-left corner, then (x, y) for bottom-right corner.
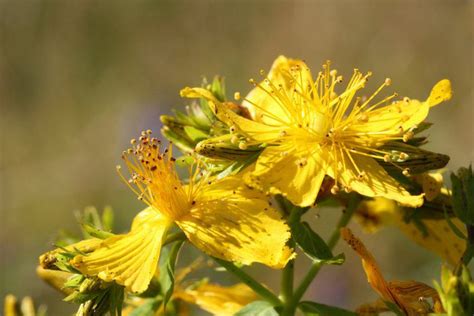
(443, 205), (467, 240)
(292, 221), (344, 264)
(235, 301), (278, 316)
(81, 223), (114, 240)
(298, 301), (357, 316)
(159, 241), (184, 309)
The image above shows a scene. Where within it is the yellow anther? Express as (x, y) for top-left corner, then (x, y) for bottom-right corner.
(399, 152), (408, 160)
(231, 135), (240, 145)
(384, 78), (392, 86)
(357, 113), (369, 122)
(383, 154), (391, 162)
(402, 168), (410, 176)
(403, 131), (414, 142)
(330, 185), (340, 195)
(234, 92), (241, 100)
(238, 141), (248, 150)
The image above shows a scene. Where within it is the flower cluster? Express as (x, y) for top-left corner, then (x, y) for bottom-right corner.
(22, 56), (474, 316)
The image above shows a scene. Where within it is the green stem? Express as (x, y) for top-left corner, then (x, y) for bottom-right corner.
(213, 257), (282, 306)
(163, 231), (186, 246)
(285, 194), (361, 315)
(280, 207), (303, 304)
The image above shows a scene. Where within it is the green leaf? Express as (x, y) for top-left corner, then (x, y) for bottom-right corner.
(159, 241), (184, 309)
(451, 166), (474, 225)
(63, 274), (85, 288)
(128, 298), (162, 316)
(443, 205), (467, 240)
(184, 126), (208, 142)
(291, 221), (344, 264)
(235, 301), (278, 316)
(298, 301), (357, 316)
(81, 223), (114, 240)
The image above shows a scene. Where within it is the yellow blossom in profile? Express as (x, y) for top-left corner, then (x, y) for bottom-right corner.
(71, 131), (294, 293)
(341, 228), (444, 315)
(181, 56), (452, 207)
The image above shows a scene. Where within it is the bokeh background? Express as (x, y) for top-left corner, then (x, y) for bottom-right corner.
(1, 0), (472, 314)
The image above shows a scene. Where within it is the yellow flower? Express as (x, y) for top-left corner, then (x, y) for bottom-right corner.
(175, 283), (258, 316)
(71, 132), (293, 293)
(355, 172), (466, 265)
(181, 56), (452, 207)
(123, 259), (258, 316)
(341, 228), (444, 315)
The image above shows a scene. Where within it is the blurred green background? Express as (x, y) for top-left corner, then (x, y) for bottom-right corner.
(1, 0), (472, 314)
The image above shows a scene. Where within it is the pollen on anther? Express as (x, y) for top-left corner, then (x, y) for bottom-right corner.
(402, 168), (410, 176)
(384, 78), (392, 86)
(238, 141), (248, 150)
(330, 185), (340, 195)
(234, 92), (241, 100)
(231, 135), (239, 145)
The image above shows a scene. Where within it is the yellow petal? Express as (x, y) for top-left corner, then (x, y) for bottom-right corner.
(343, 227), (444, 315)
(36, 266), (73, 295)
(347, 99), (429, 134)
(395, 217), (466, 266)
(243, 55), (313, 125)
(355, 196), (466, 265)
(72, 208), (172, 293)
(341, 228), (395, 302)
(181, 87), (281, 143)
(247, 145), (328, 207)
(177, 176), (294, 268)
(388, 280), (443, 315)
(413, 172), (444, 201)
(177, 283), (258, 316)
(349, 80), (451, 135)
(426, 79), (452, 107)
(330, 153), (424, 207)
(180, 87), (219, 105)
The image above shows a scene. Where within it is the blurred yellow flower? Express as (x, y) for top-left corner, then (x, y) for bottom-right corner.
(341, 228), (444, 315)
(181, 56), (452, 207)
(71, 132), (293, 293)
(175, 283), (258, 316)
(355, 172), (466, 265)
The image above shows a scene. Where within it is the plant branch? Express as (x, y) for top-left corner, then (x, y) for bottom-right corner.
(213, 257), (282, 306)
(286, 194), (361, 314)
